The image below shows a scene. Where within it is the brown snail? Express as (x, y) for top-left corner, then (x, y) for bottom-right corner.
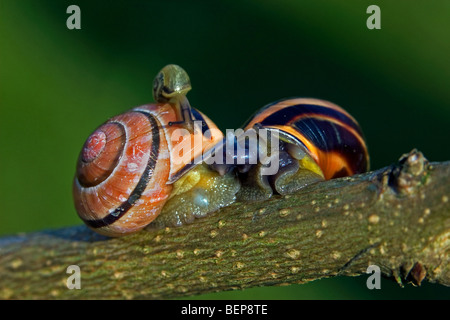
(73, 65), (239, 237)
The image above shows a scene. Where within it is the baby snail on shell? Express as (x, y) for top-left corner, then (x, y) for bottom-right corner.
(73, 64), (240, 237)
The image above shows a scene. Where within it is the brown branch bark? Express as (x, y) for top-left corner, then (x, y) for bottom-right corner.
(0, 149), (448, 299)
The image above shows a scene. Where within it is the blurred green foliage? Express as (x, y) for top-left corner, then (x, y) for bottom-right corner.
(0, 0), (449, 299)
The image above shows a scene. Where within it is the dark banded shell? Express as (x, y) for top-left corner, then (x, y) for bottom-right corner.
(243, 98), (369, 179)
(73, 103), (223, 237)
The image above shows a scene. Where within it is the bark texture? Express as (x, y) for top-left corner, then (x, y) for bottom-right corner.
(0, 149), (448, 299)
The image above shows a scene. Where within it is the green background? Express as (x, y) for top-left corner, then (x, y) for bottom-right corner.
(1, 0), (449, 299)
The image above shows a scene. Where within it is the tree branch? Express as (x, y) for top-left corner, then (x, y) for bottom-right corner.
(0, 149), (448, 299)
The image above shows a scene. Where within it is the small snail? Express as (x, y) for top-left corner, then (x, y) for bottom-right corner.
(209, 98), (369, 200)
(73, 65), (239, 237)
(152, 64), (196, 132)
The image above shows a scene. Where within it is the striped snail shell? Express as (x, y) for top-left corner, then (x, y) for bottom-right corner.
(73, 104), (224, 237)
(242, 98), (369, 178)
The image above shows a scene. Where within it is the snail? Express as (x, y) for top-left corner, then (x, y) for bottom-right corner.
(208, 98), (369, 200)
(152, 64), (196, 132)
(73, 65), (240, 237)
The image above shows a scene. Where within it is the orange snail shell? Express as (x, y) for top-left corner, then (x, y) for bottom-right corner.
(73, 103), (223, 237)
